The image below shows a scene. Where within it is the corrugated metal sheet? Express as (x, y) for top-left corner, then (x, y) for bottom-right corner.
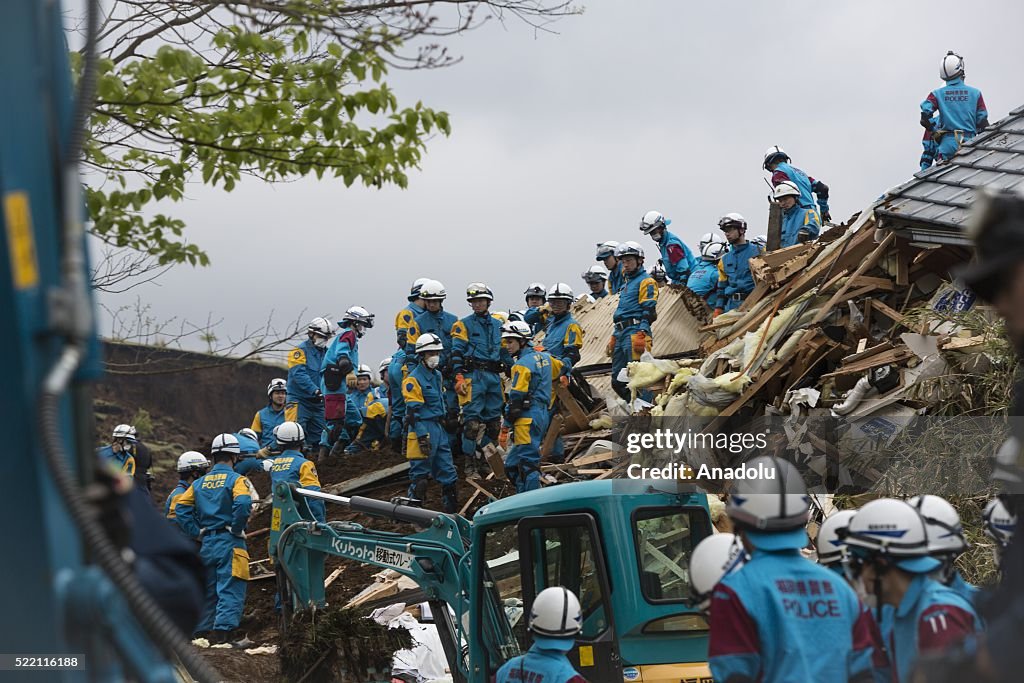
(874, 103), (1024, 244)
(542, 284), (708, 371)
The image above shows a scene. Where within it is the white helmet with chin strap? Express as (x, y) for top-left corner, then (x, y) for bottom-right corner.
(595, 241), (620, 261)
(419, 279), (447, 301)
(524, 283), (547, 301)
(547, 283), (574, 302)
(211, 433), (241, 456)
(940, 51), (965, 81)
(307, 316), (336, 349)
(688, 533), (748, 612)
(176, 451), (209, 474)
(815, 509), (857, 567)
(274, 421), (305, 446)
(342, 306), (375, 337)
(582, 264), (609, 283)
(908, 494), (968, 557)
(501, 320), (533, 343)
(267, 378), (287, 397)
(409, 277), (430, 301)
(379, 356), (393, 379)
(615, 241), (644, 259)
(773, 180), (800, 200)
(983, 497), (1016, 549)
(529, 586), (582, 638)
(726, 455), (810, 532)
(843, 498), (939, 574)
(698, 231), (724, 251)
(763, 145), (790, 170)
(415, 333), (444, 355)
(639, 210), (669, 235)
(701, 241), (727, 262)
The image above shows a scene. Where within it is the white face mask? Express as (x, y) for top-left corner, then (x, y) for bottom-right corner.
(852, 575), (876, 610)
(312, 334), (329, 349)
(425, 355), (440, 369)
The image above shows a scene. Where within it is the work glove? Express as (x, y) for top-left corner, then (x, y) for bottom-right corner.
(454, 373), (469, 396)
(559, 375), (570, 388)
(256, 447), (270, 458)
(631, 332), (648, 354)
(605, 336), (616, 358)
(313, 389), (323, 403)
(797, 229), (812, 244)
(820, 210), (831, 223)
(713, 308), (723, 318)
(417, 434), (431, 454)
(932, 129), (947, 143)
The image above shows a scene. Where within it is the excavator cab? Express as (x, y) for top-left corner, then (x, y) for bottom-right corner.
(469, 480), (715, 683)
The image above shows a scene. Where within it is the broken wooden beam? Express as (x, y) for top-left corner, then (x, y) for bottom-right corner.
(323, 462), (411, 496)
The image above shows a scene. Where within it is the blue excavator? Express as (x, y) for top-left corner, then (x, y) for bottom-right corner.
(1, 1), (716, 680)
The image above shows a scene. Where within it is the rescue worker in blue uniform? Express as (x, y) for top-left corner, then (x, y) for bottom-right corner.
(495, 586), (589, 683)
(395, 278), (429, 348)
(320, 305), (374, 460)
(909, 494), (979, 604)
(709, 456), (876, 683)
(287, 317), (334, 451)
(252, 378), (287, 449)
(233, 428), (265, 477)
(763, 146), (831, 223)
(607, 241), (658, 401)
(920, 124), (941, 172)
(174, 433), (253, 645)
(345, 365), (389, 454)
(581, 265), (609, 301)
(268, 421), (325, 523)
(687, 241), (727, 303)
(375, 357), (391, 400)
(387, 350), (409, 450)
(522, 283), (550, 336)
(639, 210), (696, 284)
(164, 451), (209, 519)
(539, 283), (582, 462)
(774, 180), (821, 247)
(97, 423), (138, 477)
(405, 280), (460, 452)
(713, 213), (764, 315)
(920, 51), (988, 164)
(843, 498), (980, 683)
(451, 283), (513, 478)
(402, 333), (459, 512)
(501, 321), (563, 493)
(596, 241), (625, 294)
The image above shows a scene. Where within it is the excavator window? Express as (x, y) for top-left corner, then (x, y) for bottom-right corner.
(525, 524), (609, 638)
(481, 523), (530, 658)
(632, 507), (709, 603)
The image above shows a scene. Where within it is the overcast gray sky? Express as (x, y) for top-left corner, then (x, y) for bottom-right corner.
(92, 0), (1024, 367)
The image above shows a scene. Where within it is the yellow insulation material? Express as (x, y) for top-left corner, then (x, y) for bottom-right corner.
(588, 415), (614, 430)
(712, 371), (752, 393)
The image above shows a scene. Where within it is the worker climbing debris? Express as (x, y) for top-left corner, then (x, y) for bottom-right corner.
(713, 213), (763, 315)
(539, 283), (583, 461)
(596, 240), (625, 294)
(773, 180), (821, 247)
(920, 51), (988, 165)
(321, 305), (374, 460)
(522, 282), (550, 336)
(639, 210), (696, 284)
(608, 241), (658, 401)
(764, 145), (831, 223)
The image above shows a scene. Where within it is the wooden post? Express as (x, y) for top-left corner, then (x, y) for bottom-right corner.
(767, 200), (783, 252)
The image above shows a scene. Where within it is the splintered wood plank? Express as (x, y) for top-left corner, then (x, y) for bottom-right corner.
(851, 275), (896, 291)
(870, 299), (906, 325)
(569, 450), (616, 468)
(541, 414), (564, 458)
(458, 473), (495, 516)
(555, 384), (590, 433)
(466, 477), (499, 502)
(324, 567), (344, 588)
(810, 233), (895, 325)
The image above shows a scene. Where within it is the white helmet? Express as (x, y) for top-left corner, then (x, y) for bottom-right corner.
(501, 320), (533, 342)
(274, 421), (306, 446)
(983, 498), (1016, 549)
(701, 241), (727, 262)
(815, 510), (857, 567)
(762, 145), (790, 170)
(698, 231), (724, 251)
(843, 498), (938, 573)
(595, 241), (620, 261)
(529, 586), (582, 638)
(211, 433), (241, 455)
(356, 364), (372, 379)
(718, 213), (747, 231)
(650, 263), (667, 283)
(307, 316), (336, 348)
(466, 282), (494, 302)
(726, 456), (809, 541)
(582, 264), (609, 283)
(547, 283), (574, 302)
(238, 428), (259, 443)
(639, 210), (669, 235)
(112, 424), (136, 442)
(752, 235), (768, 250)
(176, 451), (209, 474)
(379, 357), (393, 377)
(409, 277), (430, 301)
(940, 51), (965, 81)
(419, 279), (446, 301)
(524, 283), (547, 301)
(773, 180), (800, 200)
(415, 333), (444, 355)
(267, 378), (287, 396)
(342, 305), (375, 329)
(689, 533), (748, 611)
(908, 494), (968, 557)
(615, 241), (644, 259)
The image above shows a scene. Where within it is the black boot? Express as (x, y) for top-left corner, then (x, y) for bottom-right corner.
(408, 477), (429, 504)
(442, 483), (459, 514)
(316, 445), (330, 464)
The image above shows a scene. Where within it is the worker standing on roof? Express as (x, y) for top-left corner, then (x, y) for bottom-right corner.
(501, 321), (562, 493)
(407, 280), (461, 453)
(174, 434), (253, 646)
(320, 306), (374, 460)
(713, 213), (764, 316)
(97, 424), (137, 477)
(345, 365), (389, 454)
(287, 317), (334, 452)
(687, 241), (728, 303)
(843, 499), (980, 683)
(581, 265), (609, 301)
(539, 283), (582, 463)
(523, 283), (550, 336)
(920, 51), (988, 164)
(764, 146), (831, 224)
(402, 333), (459, 512)
(596, 241), (625, 294)
(164, 451), (209, 520)
(452, 283), (513, 479)
(252, 379), (287, 450)
(639, 210), (696, 284)
(496, 586), (589, 683)
(774, 180), (822, 247)
(708, 456), (876, 682)
(395, 278), (429, 349)
(608, 242), (658, 401)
